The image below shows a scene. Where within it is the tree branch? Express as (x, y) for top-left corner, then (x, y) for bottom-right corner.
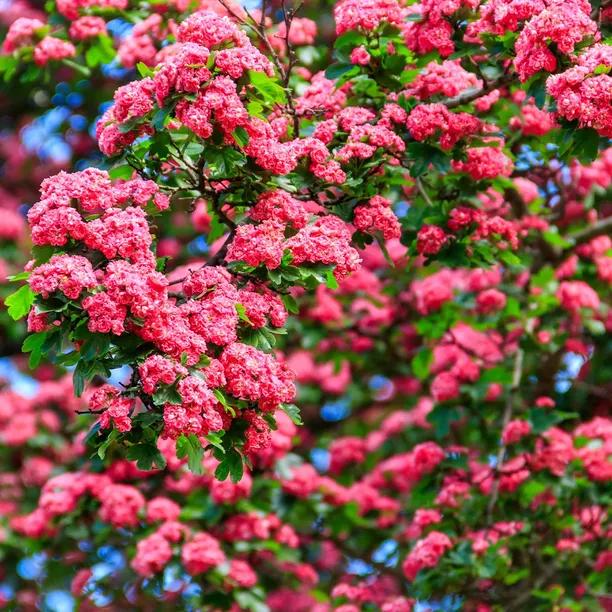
(443, 74), (511, 109)
(567, 215), (612, 247)
(486, 318), (534, 524)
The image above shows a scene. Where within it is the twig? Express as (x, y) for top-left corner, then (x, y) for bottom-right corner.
(486, 318), (534, 524)
(444, 74), (511, 109)
(416, 177), (434, 207)
(217, 0), (302, 136)
(567, 215), (612, 247)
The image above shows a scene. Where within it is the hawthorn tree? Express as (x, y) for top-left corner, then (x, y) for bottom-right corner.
(0, 0), (611, 609)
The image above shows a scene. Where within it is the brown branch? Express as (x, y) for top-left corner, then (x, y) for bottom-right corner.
(567, 215), (612, 247)
(443, 74), (511, 109)
(486, 318), (534, 524)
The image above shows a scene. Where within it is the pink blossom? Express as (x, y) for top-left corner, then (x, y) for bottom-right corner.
(29, 254), (97, 300)
(2, 17), (45, 52)
(181, 532), (226, 575)
(350, 46), (371, 65)
(557, 281), (601, 311)
(417, 225), (449, 256)
(334, 0), (403, 34)
(502, 419), (532, 444)
(226, 221), (286, 269)
(33, 37), (76, 67)
(131, 533), (173, 577)
(353, 195), (401, 240)
(402, 531), (453, 581)
(69, 16), (106, 41)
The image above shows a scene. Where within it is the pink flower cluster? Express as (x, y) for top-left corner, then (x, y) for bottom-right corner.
(26, 164), (301, 450)
(402, 531), (453, 580)
(55, 0), (127, 20)
(2, 17), (44, 52)
(333, 0), (403, 35)
(89, 384), (133, 432)
(353, 195), (401, 240)
(514, 0), (598, 81)
(97, 13), (347, 184)
(547, 44), (612, 137)
(407, 103), (482, 150)
(452, 144), (514, 180)
(404, 60), (482, 100)
(68, 16), (107, 41)
(402, 0), (480, 57)
(33, 36), (76, 67)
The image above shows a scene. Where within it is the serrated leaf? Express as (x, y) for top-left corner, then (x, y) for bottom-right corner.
(22, 332), (47, 369)
(136, 62), (154, 77)
(5, 285), (35, 320)
(325, 63), (356, 80)
(215, 447), (244, 483)
(176, 434), (204, 474)
(108, 164), (134, 180)
(232, 126), (249, 147)
(281, 293), (299, 314)
(248, 70), (286, 105)
(235, 303), (254, 325)
(127, 443), (167, 470)
(205, 432), (225, 453)
(281, 403), (303, 425)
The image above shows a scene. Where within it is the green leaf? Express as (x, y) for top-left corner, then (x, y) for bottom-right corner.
(325, 269), (339, 290)
(573, 127), (600, 164)
(325, 63), (356, 80)
(176, 434), (204, 475)
(542, 229), (573, 248)
(73, 361), (88, 397)
(333, 31), (367, 52)
(208, 213), (227, 243)
(499, 250), (521, 267)
(0, 55), (18, 81)
(126, 443), (167, 470)
(528, 408), (578, 434)
(5, 285), (35, 320)
(281, 403), (303, 426)
(108, 164), (134, 180)
(206, 147), (246, 179)
(7, 271), (30, 282)
(427, 405), (461, 438)
(232, 126), (249, 147)
(97, 429), (119, 460)
(214, 447), (244, 483)
(85, 36), (116, 67)
(152, 385), (182, 406)
(22, 332), (47, 369)
(246, 100), (265, 118)
(213, 389), (235, 416)
(152, 107), (172, 131)
(205, 432), (225, 453)
(412, 348), (433, 380)
(281, 293), (299, 314)
(136, 62), (154, 77)
(248, 70), (286, 105)
(235, 303), (254, 325)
